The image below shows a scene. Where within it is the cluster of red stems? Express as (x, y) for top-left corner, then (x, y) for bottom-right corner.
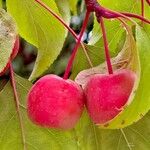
(1, 0), (150, 130)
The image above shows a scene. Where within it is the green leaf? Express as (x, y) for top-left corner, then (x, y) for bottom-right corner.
(55, 0), (71, 24)
(76, 110), (150, 150)
(99, 25), (150, 128)
(75, 27), (140, 88)
(90, 0), (150, 45)
(0, 78), (8, 91)
(0, 1), (2, 8)
(0, 75), (150, 150)
(69, 0), (77, 14)
(0, 9), (17, 73)
(7, 0), (68, 81)
(99, 112), (150, 150)
(71, 26), (123, 79)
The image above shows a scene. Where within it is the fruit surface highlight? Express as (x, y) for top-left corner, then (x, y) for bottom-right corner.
(27, 75), (85, 130)
(85, 69), (136, 124)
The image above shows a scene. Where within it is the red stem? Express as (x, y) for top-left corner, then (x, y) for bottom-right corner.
(108, 7), (150, 24)
(121, 12), (150, 24)
(9, 63), (26, 150)
(63, 11), (91, 79)
(98, 6), (133, 22)
(99, 17), (113, 74)
(94, 5), (150, 24)
(141, 0), (145, 18)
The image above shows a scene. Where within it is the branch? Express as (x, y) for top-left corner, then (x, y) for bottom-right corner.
(9, 63), (26, 150)
(90, 1), (150, 24)
(121, 12), (150, 24)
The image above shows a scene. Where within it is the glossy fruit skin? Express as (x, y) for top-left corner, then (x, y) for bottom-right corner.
(0, 36), (19, 76)
(27, 75), (85, 130)
(85, 69), (136, 124)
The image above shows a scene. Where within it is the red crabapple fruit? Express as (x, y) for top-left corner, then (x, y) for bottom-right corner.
(27, 75), (85, 130)
(85, 69), (136, 124)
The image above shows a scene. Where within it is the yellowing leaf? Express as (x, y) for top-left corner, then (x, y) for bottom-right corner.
(0, 9), (17, 74)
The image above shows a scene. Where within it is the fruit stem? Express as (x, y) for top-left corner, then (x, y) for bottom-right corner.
(92, 2), (150, 24)
(63, 11), (91, 79)
(35, 0), (93, 68)
(104, 6), (150, 25)
(141, 0), (145, 18)
(9, 63), (26, 150)
(99, 17), (113, 74)
(121, 12), (150, 24)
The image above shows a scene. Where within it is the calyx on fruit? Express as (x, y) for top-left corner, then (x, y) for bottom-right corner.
(27, 75), (85, 130)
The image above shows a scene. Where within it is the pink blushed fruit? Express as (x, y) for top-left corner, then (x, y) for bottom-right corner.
(27, 75), (85, 130)
(85, 69), (136, 124)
